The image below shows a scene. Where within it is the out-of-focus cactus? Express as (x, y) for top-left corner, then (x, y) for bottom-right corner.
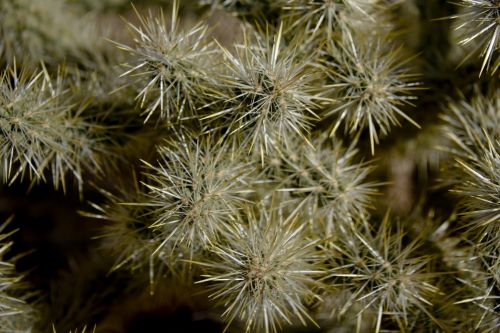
(450, 0), (500, 75)
(0, 217), (37, 333)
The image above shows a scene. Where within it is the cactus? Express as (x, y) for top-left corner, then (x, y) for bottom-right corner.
(0, 0), (498, 332)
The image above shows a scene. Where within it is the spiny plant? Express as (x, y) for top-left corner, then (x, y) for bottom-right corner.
(0, 1), (499, 332)
(321, 25), (421, 154)
(0, 0), (102, 67)
(416, 211), (498, 331)
(441, 89), (499, 250)
(195, 202), (324, 333)
(87, 174), (200, 286)
(280, 0), (385, 37)
(453, 246), (499, 332)
(452, 145), (499, 246)
(442, 88), (499, 157)
(323, 213), (441, 332)
(202, 23), (322, 158)
(91, 127), (255, 287)
(0, 0), (130, 124)
(116, 1), (215, 123)
(449, 0), (500, 75)
(0, 216), (37, 333)
(0, 65), (104, 193)
(264, 133), (379, 231)
(85, 180), (163, 276)
(138, 134), (253, 260)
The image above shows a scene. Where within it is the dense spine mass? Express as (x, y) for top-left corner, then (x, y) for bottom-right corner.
(0, 0), (498, 332)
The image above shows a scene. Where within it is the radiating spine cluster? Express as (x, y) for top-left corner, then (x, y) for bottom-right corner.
(140, 136), (252, 257)
(203, 23), (321, 157)
(442, 89), (499, 250)
(116, 3), (214, 122)
(321, 26), (421, 154)
(265, 134), (378, 229)
(0, 65), (103, 192)
(450, 0), (500, 75)
(196, 204), (323, 333)
(323, 214), (440, 332)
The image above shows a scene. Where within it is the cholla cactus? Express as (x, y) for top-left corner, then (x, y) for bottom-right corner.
(435, 88), (499, 332)
(85, 180), (166, 277)
(88, 135), (254, 284)
(266, 134), (378, 230)
(281, 0), (386, 37)
(454, 250), (500, 332)
(116, 1), (214, 122)
(0, 1), (498, 332)
(453, 146), (499, 245)
(443, 88), (499, 156)
(0, 217), (37, 333)
(139, 135), (253, 258)
(442, 89), (499, 250)
(450, 0), (500, 75)
(0, 0), (103, 67)
(321, 26), (421, 154)
(196, 203), (323, 333)
(323, 213), (440, 332)
(0, 65), (104, 192)
(203, 23), (321, 157)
